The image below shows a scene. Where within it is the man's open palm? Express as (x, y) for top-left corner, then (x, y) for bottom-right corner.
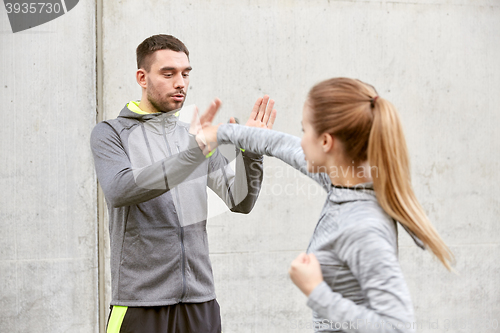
(230, 95), (276, 129)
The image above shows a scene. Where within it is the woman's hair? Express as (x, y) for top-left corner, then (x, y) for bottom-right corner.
(308, 77), (453, 270)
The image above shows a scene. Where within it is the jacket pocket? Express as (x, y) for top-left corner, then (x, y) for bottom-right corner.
(119, 226), (182, 301)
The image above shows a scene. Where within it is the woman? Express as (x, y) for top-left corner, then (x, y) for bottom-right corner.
(195, 78), (453, 332)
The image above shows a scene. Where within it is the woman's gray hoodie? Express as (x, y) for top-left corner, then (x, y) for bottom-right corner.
(217, 124), (424, 333)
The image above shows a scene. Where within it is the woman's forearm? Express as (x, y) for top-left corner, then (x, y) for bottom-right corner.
(217, 124), (330, 190)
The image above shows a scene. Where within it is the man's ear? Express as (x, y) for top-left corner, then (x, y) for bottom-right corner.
(321, 133), (334, 153)
(136, 69), (147, 89)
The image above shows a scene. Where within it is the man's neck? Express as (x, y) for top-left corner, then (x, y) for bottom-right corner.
(138, 99), (159, 114)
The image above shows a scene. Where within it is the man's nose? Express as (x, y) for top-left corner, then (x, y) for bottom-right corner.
(173, 73), (185, 89)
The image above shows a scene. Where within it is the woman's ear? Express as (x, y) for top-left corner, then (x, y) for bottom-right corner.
(322, 133), (334, 153)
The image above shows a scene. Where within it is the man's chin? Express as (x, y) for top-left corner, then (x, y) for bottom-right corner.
(159, 101), (184, 113)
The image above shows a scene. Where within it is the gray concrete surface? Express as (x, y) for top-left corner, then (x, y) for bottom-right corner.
(0, 1), (98, 332)
(1, 0), (499, 332)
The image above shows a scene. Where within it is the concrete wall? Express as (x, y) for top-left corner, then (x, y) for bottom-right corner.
(1, 0), (499, 332)
(102, 1), (500, 332)
(0, 1), (98, 332)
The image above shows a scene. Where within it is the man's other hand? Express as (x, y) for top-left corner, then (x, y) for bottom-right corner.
(238, 95), (277, 130)
(191, 98), (222, 155)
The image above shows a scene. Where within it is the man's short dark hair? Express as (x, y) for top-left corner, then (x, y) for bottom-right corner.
(136, 34), (190, 72)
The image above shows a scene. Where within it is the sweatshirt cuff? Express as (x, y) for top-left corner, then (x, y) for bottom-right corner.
(217, 123), (237, 145)
(241, 149), (263, 160)
(186, 134), (207, 161)
(306, 281), (342, 313)
(218, 124), (263, 159)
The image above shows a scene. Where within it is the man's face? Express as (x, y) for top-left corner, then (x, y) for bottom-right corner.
(145, 49), (192, 113)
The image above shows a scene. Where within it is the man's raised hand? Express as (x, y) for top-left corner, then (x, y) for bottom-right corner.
(190, 98), (222, 155)
(238, 95), (277, 129)
(189, 98), (221, 136)
(192, 96), (277, 156)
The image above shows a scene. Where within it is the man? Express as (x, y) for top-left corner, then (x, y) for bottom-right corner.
(90, 34), (276, 333)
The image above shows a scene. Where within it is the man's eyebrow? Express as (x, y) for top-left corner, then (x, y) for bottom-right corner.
(159, 66), (193, 71)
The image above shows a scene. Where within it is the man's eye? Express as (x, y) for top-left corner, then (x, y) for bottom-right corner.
(183, 73), (190, 77)
(164, 74), (173, 78)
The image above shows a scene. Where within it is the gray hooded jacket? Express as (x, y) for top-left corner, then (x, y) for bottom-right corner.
(90, 105), (263, 306)
(217, 124), (425, 333)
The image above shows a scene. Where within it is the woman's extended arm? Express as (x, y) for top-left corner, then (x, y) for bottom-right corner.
(217, 123), (331, 191)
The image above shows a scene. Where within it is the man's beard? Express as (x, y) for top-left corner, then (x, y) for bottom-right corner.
(148, 91), (186, 113)
(147, 79), (186, 113)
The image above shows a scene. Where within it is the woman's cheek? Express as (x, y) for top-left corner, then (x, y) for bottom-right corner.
(301, 139), (307, 159)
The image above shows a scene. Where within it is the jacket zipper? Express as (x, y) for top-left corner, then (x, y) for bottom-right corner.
(175, 141), (187, 300)
(306, 213), (324, 254)
(161, 118), (187, 301)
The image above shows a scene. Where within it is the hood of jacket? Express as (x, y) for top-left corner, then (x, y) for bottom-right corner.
(327, 182), (425, 250)
(118, 102), (184, 135)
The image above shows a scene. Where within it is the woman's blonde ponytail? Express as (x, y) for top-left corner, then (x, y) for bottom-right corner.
(368, 97), (454, 270)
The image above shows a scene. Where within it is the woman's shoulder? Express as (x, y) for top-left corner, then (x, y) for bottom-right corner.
(335, 200), (398, 244)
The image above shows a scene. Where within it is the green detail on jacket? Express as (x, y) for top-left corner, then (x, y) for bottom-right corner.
(206, 149), (216, 158)
(127, 100), (180, 117)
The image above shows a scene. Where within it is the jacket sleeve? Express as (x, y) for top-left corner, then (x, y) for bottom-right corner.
(306, 222), (415, 333)
(217, 124), (331, 191)
(90, 121), (206, 208)
(206, 145), (263, 214)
